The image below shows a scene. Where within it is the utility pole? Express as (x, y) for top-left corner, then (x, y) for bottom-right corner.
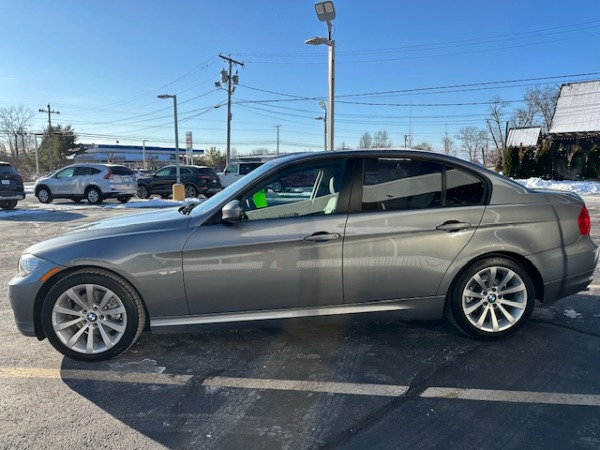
(274, 125), (281, 156)
(39, 103), (60, 171)
(217, 54), (244, 165)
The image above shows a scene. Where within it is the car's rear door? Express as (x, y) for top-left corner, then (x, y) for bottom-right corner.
(343, 156), (487, 304)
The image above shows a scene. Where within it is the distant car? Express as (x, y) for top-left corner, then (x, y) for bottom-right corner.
(8, 150), (599, 361)
(136, 165), (222, 199)
(0, 161), (25, 210)
(133, 169), (152, 179)
(34, 163), (137, 204)
(218, 160), (266, 187)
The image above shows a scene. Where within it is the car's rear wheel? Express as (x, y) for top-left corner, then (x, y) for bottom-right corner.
(86, 187), (103, 204)
(0, 200), (18, 210)
(40, 269), (146, 361)
(37, 186), (53, 204)
(184, 184), (198, 198)
(137, 185), (151, 199)
(448, 257), (535, 339)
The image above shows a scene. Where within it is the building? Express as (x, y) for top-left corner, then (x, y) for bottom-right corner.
(547, 80), (600, 150)
(506, 126), (542, 149)
(73, 144), (205, 169)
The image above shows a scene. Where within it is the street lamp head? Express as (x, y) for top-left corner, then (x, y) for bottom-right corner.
(315, 116), (325, 120)
(157, 94), (174, 99)
(304, 36), (331, 46)
(314, 1), (336, 23)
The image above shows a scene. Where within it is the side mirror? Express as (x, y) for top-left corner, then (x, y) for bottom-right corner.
(221, 199), (242, 224)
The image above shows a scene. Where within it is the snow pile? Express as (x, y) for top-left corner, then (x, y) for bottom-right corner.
(517, 178), (600, 195)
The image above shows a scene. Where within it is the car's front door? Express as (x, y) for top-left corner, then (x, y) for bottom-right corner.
(183, 158), (349, 315)
(343, 156), (488, 304)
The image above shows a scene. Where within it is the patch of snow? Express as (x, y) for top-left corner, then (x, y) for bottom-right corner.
(563, 308), (583, 319)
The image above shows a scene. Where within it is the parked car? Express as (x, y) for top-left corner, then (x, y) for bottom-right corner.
(0, 161), (25, 210)
(218, 159), (267, 187)
(33, 163), (137, 204)
(136, 165), (222, 199)
(9, 150), (599, 361)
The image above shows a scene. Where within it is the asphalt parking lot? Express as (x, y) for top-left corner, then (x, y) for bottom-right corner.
(1, 194), (599, 449)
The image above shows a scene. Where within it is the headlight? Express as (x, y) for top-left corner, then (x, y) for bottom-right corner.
(18, 254), (45, 277)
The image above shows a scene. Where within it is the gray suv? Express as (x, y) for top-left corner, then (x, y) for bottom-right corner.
(34, 163), (137, 204)
(0, 161), (25, 210)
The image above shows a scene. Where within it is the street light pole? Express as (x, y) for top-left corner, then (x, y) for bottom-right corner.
(158, 94), (184, 200)
(306, 1), (336, 152)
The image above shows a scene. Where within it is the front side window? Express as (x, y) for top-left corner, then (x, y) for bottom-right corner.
(56, 167), (76, 178)
(155, 167), (171, 177)
(225, 164), (238, 174)
(361, 157), (485, 212)
(240, 159), (346, 221)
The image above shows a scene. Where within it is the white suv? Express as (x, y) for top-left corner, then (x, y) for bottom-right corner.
(34, 164), (137, 204)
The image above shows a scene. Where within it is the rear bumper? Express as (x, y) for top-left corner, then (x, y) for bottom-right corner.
(529, 237), (599, 304)
(0, 193), (25, 201)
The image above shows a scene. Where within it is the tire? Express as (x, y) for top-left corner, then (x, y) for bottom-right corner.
(448, 257), (535, 339)
(37, 186), (53, 204)
(117, 195), (131, 203)
(86, 186), (103, 204)
(0, 200), (17, 210)
(137, 185), (151, 199)
(184, 184), (198, 198)
(40, 269), (146, 362)
(271, 181), (283, 193)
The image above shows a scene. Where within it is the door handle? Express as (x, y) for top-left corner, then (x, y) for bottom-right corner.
(436, 220), (472, 232)
(304, 232), (341, 242)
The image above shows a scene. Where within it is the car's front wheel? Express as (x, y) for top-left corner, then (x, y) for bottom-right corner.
(137, 185), (151, 199)
(40, 269), (146, 361)
(448, 257), (535, 339)
(37, 186), (53, 204)
(0, 200), (18, 210)
(86, 187), (103, 204)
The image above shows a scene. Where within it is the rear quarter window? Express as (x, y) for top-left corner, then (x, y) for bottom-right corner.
(110, 166), (134, 176)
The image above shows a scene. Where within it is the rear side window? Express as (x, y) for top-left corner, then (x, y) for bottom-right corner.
(361, 157), (485, 212)
(110, 166), (134, 176)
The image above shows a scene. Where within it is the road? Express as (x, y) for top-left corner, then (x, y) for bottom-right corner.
(1, 194), (599, 449)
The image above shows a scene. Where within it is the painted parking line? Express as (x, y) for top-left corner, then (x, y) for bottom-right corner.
(422, 387), (600, 407)
(2, 367), (599, 407)
(203, 376), (410, 397)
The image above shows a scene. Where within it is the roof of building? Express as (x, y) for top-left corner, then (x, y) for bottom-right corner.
(549, 80), (600, 136)
(506, 127), (542, 147)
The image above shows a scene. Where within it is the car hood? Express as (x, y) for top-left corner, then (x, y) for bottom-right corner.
(25, 207), (191, 257)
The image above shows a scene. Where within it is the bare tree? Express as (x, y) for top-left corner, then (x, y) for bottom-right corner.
(442, 134), (456, 155)
(372, 130), (393, 148)
(358, 132), (373, 149)
(486, 95), (509, 162)
(0, 105), (34, 158)
(525, 85), (559, 131)
(413, 141), (432, 151)
(456, 126), (488, 162)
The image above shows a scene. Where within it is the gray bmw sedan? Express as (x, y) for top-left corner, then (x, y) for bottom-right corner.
(9, 150), (599, 361)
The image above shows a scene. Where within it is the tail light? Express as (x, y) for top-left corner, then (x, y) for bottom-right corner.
(578, 206), (591, 235)
(103, 168), (113, 180)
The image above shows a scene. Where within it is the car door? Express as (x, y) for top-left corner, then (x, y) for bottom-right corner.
(151, 166), (176, 194)
(182, 158), (349, 315)
(51, 166), (77, 195)
(343, 156), (488, 304)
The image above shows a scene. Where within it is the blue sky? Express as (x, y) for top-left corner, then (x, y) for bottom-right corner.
(2, 0), (600, 156)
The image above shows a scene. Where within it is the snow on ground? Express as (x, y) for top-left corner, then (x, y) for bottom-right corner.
(517, 178), (600, 195)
